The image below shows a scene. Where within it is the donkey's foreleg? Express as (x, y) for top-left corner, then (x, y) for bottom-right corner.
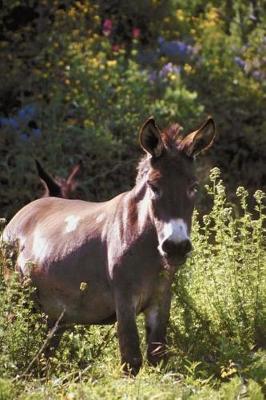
(115, 293), (142, 375)
(144, 301), (171, 366)
(144, 272), (173, 366)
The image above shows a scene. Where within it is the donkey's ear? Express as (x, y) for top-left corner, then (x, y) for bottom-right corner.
(66, 160), (82, 188)
(179, 117), (215, 157)
(139, 117), (164, 158)
(35, 159), (62, 197)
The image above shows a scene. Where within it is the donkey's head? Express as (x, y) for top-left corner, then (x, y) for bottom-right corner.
(139, 116), (215, 265)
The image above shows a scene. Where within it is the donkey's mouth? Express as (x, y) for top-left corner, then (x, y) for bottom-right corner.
(166, 253), (189, 267)
(160, 251), (190, 268)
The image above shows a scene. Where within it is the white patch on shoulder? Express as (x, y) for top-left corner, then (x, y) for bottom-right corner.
(65, 215), (80, 233)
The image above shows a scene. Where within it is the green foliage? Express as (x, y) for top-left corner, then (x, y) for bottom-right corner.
(177, 4), (266, 193)
(0, 378), (16, 400)
(0, 1), (204, 219)
(171, 168), (265, 379)
(2, 0), (265, 219)
(0, 238), (47, 378)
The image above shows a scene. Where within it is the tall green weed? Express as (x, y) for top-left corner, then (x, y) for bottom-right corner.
(171, 168), (265, 380)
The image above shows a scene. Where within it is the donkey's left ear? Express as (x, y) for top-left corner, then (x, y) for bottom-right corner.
(179, 117), (215, 157)
(139, 116), (164, 158)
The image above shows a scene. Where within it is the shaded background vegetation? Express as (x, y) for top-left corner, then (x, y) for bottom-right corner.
(0, 0), (265, 218)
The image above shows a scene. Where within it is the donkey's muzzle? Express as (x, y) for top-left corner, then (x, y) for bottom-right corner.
(162, 239), (192, 259)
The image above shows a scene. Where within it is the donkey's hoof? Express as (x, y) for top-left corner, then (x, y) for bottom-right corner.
(122, 357), (142, 376)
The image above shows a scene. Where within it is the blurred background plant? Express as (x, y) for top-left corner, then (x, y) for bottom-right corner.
(0, 0), (265, 219)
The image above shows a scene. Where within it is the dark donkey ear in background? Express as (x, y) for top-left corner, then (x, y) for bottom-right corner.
(179, 117), (216, 158)
(66, 160), (82, 191)
(139, 116), (164, 158)
(35, 159), (62, 197)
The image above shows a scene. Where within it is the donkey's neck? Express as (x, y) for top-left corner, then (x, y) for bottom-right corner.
(119, 181), (154, 245)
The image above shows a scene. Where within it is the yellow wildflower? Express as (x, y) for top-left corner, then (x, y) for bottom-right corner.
(169, 73), (177, 81)
(184, 64), (192, 74)
(68, 8), (76, 18)
(94, 15), (100, 23)
(107, 60), (117, 67)
(91, 58), (100, 68)
(204, 7), (220, 28)
(176, 9), (185, 21)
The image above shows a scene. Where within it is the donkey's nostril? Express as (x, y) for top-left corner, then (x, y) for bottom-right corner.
(179, 239), (192, 255)
(162, 239), (192, 258)
(162, 240), (176, 256)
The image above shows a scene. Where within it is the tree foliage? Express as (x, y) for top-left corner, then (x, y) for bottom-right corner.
(0, 0), (265, 218)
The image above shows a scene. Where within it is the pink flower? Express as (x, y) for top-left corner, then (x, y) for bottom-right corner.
(132, 27), (140, 39)
(112, 44), (121, 52)
(103, 19), (112, 36)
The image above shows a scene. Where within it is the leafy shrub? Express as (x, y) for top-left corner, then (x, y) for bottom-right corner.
(170, 168), (265, 381)
(0, 227), (47, 378)
(0, 12), (203, 219)
(1, 1), (265, 221)
(177, 4), (266, 194)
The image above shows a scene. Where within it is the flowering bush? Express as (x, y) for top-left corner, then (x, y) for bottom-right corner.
(0, 1), (205, 219)
(0, 0), (265, 216)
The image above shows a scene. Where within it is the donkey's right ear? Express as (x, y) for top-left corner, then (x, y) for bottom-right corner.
(139, 117), (164, 158)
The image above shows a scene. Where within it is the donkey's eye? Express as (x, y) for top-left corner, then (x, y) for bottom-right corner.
(188, 182), (199, 198)
(148, 181), (161, 197)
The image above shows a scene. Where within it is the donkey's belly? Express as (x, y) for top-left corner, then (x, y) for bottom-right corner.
(27, 238), (115, 324)
(32, 271), (115, 324)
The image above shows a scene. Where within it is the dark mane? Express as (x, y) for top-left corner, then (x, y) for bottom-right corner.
(161, 123), (183, 149)
(136, 123), (183, 185)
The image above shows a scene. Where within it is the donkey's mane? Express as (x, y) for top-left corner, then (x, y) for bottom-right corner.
(161, 123), (183, 149)
(136, 123), (183, 185)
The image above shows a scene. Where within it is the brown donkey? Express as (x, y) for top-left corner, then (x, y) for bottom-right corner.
(35, 159), (81, 198)
(3, 117), (215, 375)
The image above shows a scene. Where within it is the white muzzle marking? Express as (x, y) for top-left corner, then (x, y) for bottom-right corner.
(158, 218), (190, 256)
